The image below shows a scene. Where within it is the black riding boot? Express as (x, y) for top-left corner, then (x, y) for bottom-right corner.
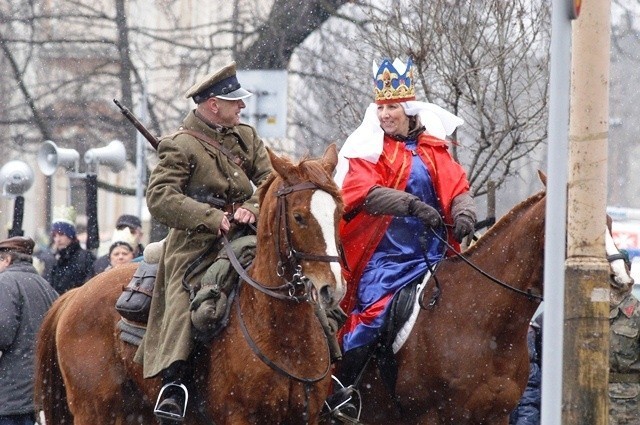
(323, 343), (375, 421)
(154, 361), (189, 423)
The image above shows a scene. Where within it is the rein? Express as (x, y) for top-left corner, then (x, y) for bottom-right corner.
(607, 253), (627, 263)
(234, 283), (332, 385)
(223, 233), (310, 302)
(223, 179), (341, 422)
(222, 180), (341, 302)
(431, 228), (544, 302)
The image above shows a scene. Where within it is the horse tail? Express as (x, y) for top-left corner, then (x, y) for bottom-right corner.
(34, 290), (77, 424)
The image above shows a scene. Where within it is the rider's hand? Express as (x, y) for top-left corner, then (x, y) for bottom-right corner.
(233, 207), (256, 224)
(218, 214), (231, 235)
(453, 214), (475, 243)
(408, 199), (442, 228)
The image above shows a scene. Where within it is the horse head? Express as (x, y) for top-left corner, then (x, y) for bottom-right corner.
(255, 144), (345, 309)
(540, 171), (633, 295)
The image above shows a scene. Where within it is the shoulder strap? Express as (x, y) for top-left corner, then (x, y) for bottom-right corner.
(179, 129), (244, 167)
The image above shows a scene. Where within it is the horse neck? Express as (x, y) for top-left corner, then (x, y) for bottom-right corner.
(446, 194), (545, 320)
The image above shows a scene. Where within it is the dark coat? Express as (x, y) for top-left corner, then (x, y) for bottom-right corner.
(0, 260), (59, 415)
(48, 240), (95, 294)
(135, 110), (272, 378)
(509, 322), (542, 425)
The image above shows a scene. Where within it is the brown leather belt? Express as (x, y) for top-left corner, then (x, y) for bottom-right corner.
(610, 372), (640, 384)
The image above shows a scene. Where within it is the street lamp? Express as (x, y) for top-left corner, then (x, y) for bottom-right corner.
(0, 160), (34, 237)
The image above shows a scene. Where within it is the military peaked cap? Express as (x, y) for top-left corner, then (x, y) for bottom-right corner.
(185, 61), (252, 103)
(0, 236), (35, 255)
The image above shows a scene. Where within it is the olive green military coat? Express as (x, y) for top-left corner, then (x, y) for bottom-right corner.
(135, 110), (272, 378)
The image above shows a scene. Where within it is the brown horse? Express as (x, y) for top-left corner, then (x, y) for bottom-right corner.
(347, 186), (549, 425)
(35, 144), (345, 425)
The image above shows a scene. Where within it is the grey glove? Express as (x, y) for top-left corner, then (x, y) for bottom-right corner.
(453, 214), (475, 242)
(325, 305), (348, 334)
(408, 198), (442, 228)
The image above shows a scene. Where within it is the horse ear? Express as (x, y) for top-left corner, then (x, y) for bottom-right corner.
(267, 147), (296, 180)
(322, 143), (338, 174)
(537, 170), (547, 187)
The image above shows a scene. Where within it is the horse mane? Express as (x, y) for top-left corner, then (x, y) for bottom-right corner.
(464, 189), (546, 255)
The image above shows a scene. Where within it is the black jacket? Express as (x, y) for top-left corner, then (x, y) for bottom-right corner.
(48, 240), (95, 294)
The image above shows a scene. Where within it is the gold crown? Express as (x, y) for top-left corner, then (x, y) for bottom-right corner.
(373, 58), (416, 104)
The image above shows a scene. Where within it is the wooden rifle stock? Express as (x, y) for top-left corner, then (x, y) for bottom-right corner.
(113, 99), (159, 150)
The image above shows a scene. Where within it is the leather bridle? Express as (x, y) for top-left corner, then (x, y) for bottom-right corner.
(224, 180), (342, 303)
(274, 181), (341, 281)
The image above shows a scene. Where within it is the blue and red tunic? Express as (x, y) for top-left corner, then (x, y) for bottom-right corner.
(338, 133), (470, 351)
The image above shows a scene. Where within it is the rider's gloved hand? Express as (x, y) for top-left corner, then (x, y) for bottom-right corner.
(453, 213), (475, 242)
(408, 199), (442, 228)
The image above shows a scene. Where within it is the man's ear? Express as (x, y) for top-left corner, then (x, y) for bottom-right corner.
(207, 97), (219, 113)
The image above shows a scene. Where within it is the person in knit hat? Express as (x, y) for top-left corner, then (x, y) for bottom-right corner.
(93, 214), (145, 274)
(47, 205), (95, 294)
(106, 227), (139, 269)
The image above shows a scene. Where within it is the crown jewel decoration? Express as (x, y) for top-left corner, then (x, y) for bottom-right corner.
(372, 58), (416, 104)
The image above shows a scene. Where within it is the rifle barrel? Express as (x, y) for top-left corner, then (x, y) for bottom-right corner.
(113, 99), (159, 150)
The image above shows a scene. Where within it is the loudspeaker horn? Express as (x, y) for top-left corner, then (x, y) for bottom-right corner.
(0, 160), (34, 196)
(37, 140), (80, 176)
(84, 140), (126, 173)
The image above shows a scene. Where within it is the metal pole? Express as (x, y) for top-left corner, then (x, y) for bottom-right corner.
(85, 173), (100, 251)
(563, 0), (611, 422)
(540, 1), (573, 423)
(8, 195), (25, 237)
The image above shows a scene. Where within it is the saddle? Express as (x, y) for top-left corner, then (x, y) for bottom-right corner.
(375, 272), (439, 398)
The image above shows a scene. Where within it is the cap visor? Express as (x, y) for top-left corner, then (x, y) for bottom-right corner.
(216, 87), (252, 100)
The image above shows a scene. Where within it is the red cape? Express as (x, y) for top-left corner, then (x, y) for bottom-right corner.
(339, 133), (470, 314)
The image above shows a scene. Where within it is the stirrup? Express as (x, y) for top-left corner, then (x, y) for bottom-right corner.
(323, 376), (362, 424)
(154, 382), (189, 423)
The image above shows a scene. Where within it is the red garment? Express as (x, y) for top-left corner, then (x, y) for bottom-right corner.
(339, 133), (470, 314)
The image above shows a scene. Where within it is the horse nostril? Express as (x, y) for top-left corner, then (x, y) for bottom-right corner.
(319, 285), (333, 306)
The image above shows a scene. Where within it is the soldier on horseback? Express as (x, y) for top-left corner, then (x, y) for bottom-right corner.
(133, 61), (273, 423)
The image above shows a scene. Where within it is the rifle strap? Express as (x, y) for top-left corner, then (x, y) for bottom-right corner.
(179, 129), (244, 168)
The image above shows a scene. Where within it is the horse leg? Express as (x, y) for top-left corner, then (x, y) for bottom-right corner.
(58, 349), (123, 424)
(56, 306), (127, 424)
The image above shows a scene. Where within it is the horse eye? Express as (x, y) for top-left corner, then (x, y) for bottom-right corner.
(293, 213), (305, 225)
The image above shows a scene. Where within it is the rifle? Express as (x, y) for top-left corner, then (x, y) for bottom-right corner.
(113, 99), (159, 150)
